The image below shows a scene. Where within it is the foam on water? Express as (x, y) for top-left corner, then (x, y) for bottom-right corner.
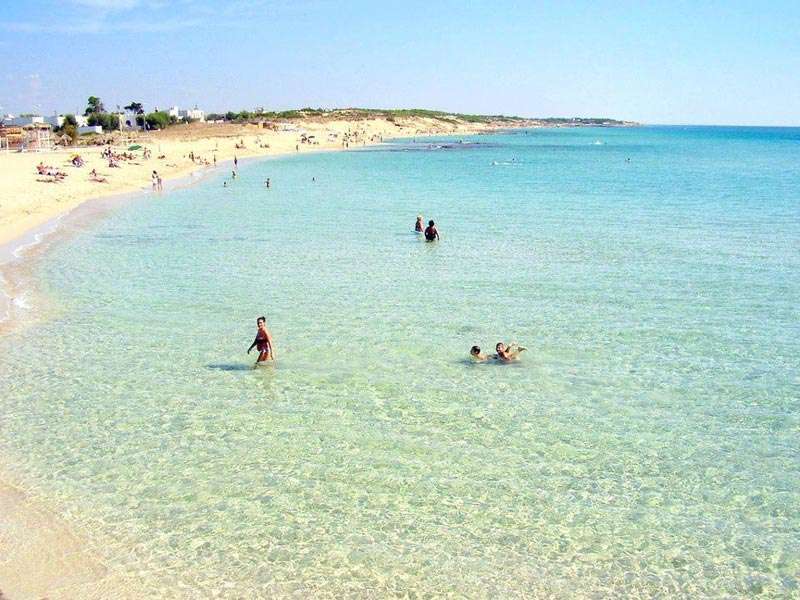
(1, 126), (799, 597)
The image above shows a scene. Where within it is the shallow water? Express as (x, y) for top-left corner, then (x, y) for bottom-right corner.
(1, 126), (799, 597)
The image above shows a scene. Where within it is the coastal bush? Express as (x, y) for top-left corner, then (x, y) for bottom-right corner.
(62, 124), (78, 142)
(87, 112), (120, 131)
(145, 111), (170, 130)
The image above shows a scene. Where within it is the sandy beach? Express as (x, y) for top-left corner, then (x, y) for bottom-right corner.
(0, 115), (507, 248)
(0, 114), (520, 599)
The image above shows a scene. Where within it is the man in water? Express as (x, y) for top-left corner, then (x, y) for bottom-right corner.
(415, 215), (424, 232)
(247, 316), (276, 363)
(495, 342), (526, 362)
(424, 219), (439, 241)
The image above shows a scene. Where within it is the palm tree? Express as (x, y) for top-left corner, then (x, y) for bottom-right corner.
(124, 102), (145, 127)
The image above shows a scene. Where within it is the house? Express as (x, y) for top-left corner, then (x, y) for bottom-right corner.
(4, 115), (45, 127)
(179, 106), (205, 122)
(0, 123), (53, 151)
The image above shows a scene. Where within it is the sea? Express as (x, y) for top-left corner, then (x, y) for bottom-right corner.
(1, 126), (798, 597)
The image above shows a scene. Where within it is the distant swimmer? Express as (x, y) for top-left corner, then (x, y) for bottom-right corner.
(264, 178), (271, 188)
(424, 220), (439, 241)
(415, 215), (424, 233)
(470, 346), (491, 362)
(223, 181), (227, 188)
(234, 155), (238, 169)
(247, 316), (275, 363)
(495, 342), (526, 362)
(231, 170), (237, 180)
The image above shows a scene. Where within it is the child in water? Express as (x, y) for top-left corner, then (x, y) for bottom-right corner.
(415, 215), (424, 232)
(247, 316), (276, 363)
(470, 346), (491, 361)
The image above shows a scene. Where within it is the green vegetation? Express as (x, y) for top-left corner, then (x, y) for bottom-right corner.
(54, 114), (79, 143)
(145, 111), (171, 130)
(82, 95), (119, 130)
(84, 96), (105, 116)
(87, 112), (120, 130)
(124, 101), (145, 127)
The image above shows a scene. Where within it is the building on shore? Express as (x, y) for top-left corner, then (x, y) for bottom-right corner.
(0, 122), (53, 152)
(167, 105), (206, 122)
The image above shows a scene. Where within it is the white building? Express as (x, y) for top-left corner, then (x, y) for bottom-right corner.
(41, 114), (90, 128)
(4, 115), (45, 127)
(78, 125), (103, 135)
(179, 106), (205, 122)
(168, 106), (181, 118)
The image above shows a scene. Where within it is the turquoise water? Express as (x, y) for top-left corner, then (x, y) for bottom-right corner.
(1, 126), (799, 597)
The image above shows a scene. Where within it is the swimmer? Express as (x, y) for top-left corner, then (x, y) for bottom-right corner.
(247, 316), (276, 363)
(415, 215), (424, 233)
(231, 170), (237, 179)
(223, 181), (227, 188)
(470, 346), (491, 362)
(424, 219), (439, 241)
(495, 342), (526, 362)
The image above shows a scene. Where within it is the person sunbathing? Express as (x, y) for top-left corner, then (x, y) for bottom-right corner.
(89, 169), (107, 183)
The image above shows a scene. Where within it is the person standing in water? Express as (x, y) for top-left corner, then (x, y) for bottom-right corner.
(234, 155), (238, 169)
(424, 219), (439, 241)
(415, 215), (424, 233)
(247, 316), (276, 363)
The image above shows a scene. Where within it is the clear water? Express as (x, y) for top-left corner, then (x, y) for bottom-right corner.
(1, 126), (799, 597)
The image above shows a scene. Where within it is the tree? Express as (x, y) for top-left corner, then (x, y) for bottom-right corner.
(63, 114), (78, 127)
(87, 112), (119, 130)
(62, 124), (78, 143)
(124, 102), (145, 127)
(225, 111), (236, 121)
(85, 96), (104, 116)
(145, 111), (170, 130)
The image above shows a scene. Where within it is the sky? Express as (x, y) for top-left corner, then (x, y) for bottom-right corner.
(1, 0), (798, 125)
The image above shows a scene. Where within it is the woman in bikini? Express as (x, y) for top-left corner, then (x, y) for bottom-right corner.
(247, 316), (276, 363)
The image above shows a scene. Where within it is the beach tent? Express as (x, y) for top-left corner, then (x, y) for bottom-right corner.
(128, 144), (142, 150)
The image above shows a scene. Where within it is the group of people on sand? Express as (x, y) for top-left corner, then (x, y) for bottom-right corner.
(36, 162), (67, 180)
(415, 215), (439, 241)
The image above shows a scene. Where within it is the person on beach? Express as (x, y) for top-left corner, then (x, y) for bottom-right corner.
(424, 220), (439, 241)
(151, 170), (158, 191)
(470, 346), (491, 361)
(415, 215), (424, 233)
(495, 342), (526, 362)
(157, 174), (163, 192)
(234, 155), (238, 169)
(247, 316), (276, 363)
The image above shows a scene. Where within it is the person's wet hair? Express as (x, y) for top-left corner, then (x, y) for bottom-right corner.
(428, 220), (435, 226)
(257, 316), (266, 324)
(470, 346), (481, 355)
(496, 342), (504, 351)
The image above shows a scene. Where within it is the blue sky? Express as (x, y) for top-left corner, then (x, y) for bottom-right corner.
(1, 0), (798, 125)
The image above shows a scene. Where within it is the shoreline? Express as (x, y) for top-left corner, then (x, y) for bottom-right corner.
(0, 118), (513, 598)
(0, 117), (511, 327)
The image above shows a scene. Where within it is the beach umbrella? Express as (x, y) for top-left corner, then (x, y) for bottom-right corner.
(128, 144), (142, 150)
